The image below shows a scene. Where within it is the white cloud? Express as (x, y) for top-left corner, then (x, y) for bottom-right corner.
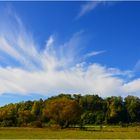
(134, 59), (140, 72)
(76, 1), (116, 19)
(0, 9), (140, 98)
(0, 63), (125, 97)
(76, 1), (102, 19)
(122, 79), (140, 94)
(46, 35), (54, 49)
(85, 50), (106, 58)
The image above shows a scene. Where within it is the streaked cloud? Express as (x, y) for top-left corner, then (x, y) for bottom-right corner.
(0, 63), (124, 97)
(134, 59), (140, 72)
(0, 8), (140, 98)
(76, 1), (102, 19)
(123, 78), (140, 94)
(76, 1), (116, 19)
(46, 35), (54, 48)
(85, 50), (106, 58)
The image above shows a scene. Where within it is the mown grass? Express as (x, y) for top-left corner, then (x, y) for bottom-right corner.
(0, 126), (140, 139)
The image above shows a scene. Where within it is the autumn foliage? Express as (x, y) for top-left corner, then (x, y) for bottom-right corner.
(0, 94), (140, 128)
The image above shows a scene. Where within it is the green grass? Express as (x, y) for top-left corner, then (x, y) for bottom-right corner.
(0, 127), (140, 139)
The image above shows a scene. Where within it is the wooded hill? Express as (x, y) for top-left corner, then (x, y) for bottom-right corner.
(0, 94), (140, 128)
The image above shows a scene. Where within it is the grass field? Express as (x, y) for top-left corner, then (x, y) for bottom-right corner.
(0, 126), (140, 139)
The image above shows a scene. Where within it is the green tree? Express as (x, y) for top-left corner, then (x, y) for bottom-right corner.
(105, 96), (124, 124)
(18, 110), (33, 126)
(31, 101), (41, 117)
(80, 111), (95, 125)
(124, 96), (140, 122)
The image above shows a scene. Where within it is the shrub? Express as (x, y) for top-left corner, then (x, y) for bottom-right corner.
(31, 121), (43, 128)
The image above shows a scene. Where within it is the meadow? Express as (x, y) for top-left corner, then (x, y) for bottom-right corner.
(0, 126), (140, 139)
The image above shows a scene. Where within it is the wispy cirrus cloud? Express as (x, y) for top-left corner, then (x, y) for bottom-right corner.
(76, 1), (102, 19)
(76, 1), (116, 19)
(0, 8), (140, 98)
(46, 35), (54, 48)
(84, 50), (106, 58)
(134, 59), (140, 72)
(123, 78), (140, 96)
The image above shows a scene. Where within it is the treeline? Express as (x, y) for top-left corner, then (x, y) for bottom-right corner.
(0, 94), (140, 128)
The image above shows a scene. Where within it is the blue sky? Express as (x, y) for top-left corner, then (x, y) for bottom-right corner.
(0, 1), (140, 106)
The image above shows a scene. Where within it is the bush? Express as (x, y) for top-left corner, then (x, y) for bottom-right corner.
(0, 120), (13, 127)
(31, 121), (43, 128)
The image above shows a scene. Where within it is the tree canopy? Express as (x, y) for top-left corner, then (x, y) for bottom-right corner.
(0, 94), (140, 128)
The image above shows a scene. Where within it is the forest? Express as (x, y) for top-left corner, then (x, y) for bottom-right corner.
(0, 94), (140, 128)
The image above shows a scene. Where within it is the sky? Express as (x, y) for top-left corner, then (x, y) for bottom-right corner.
(0, 1), (140, 106)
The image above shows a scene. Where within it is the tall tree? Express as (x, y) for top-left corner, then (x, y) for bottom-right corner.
(124, 96), (140, 122)
(45, 97), (82, 128)
(105, 96), (124, 124)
